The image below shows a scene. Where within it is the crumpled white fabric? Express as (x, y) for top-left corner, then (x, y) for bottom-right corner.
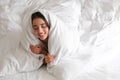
(1, 0), (120, 80)
(21, 0), (82, 79)
(40, 0), (81, 30)
(44, 10), (120, 80)
(0, 0), (45, 77)
(21, 0), (81, 51)
(37, 9), (85, 80)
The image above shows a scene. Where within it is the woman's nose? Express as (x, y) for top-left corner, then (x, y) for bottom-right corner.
(38, 27), (43, 34)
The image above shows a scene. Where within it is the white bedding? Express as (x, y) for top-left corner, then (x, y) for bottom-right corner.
(0, 67), (56, 80)
(0, 0), (120, 80)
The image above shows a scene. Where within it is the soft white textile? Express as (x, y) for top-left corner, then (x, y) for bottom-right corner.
(0, 0), (46, 77)
(0, 0), (120, 80)
(37, 10), (84, 80)
(45, 13), (120, 80)
(21, 0), (82, 79)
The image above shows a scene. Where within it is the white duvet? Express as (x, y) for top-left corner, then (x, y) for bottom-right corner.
(0, 0), (120, 80)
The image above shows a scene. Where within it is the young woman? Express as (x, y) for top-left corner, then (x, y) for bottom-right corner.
(30, 11), (55, 64)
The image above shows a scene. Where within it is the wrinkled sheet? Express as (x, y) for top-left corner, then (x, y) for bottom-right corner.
(0, 0), (120, 80)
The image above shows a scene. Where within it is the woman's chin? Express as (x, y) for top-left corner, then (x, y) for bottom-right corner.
(38, 36), (48, 41)
(39, 37), (45, 41)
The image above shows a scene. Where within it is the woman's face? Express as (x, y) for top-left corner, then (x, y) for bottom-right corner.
(32, 18), (49, 41)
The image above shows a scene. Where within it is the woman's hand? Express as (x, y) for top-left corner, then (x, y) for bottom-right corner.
(45, 54), (55, 64)
(30, 45), (42, 54)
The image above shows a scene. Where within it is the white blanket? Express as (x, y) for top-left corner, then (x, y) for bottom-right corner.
(36, 4), (120, 80)
(0, 0), (46, 77)
(1, 0), (120, 80)
(21, 0), (82, 79)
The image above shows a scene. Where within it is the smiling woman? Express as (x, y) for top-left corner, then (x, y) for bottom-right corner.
(32, 16), (49, 40)
(30, 11), (55, 64)
(32, 18), (49, 41)
(1, 0), (120, 80)
(31, 11), (49, 47)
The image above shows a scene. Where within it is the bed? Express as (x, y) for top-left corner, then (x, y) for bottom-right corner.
(0, 0), (120, 80)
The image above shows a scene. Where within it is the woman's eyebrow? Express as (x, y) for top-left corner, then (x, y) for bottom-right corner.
(40, 23), (46, 25)
(32, 23), (46, 27)
(33, 25), (37, 27)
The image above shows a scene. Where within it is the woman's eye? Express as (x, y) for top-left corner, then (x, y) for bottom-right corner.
(42, 25), (47, 28)
(33, 27), (39, 30)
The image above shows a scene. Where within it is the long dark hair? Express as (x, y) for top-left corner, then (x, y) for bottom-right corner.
(31, 11), (50, 28)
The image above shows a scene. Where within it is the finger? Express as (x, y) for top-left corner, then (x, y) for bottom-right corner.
(47, 55), (53, 58)
(46, 60), (51, 64)
(45, 59), (50, 64)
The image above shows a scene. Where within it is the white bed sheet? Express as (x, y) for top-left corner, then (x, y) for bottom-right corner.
(0, 67), (56, 80)
(1, 0), (120, 80)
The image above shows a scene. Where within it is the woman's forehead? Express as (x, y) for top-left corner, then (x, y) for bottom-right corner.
(32, 18), (45, 24)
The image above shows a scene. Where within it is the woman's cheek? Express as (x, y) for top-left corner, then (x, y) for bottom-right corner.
(34, 31), (38, 36)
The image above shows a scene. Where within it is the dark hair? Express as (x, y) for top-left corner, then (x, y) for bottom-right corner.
(31, 11), (49, 28)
